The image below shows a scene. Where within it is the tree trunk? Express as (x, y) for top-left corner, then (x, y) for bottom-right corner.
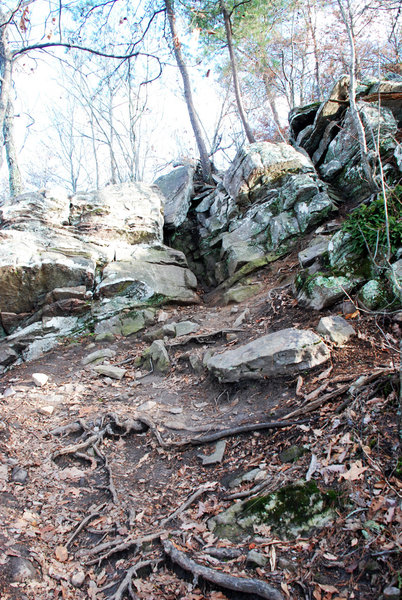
(219, 0), (256, 144)
(337, 0), (376, 192)
(164, 0), (211, 182)
(0, 12), (13, 173)
(262, 72), (287, 143)
(4, 99), (23, 196)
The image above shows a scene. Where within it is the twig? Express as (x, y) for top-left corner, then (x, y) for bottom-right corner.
(162, 539), (283, 600)
(160, 482), (217, 526)
(107, 559), (162, 600)
(84, 531), (165, 565)
(66, 503), (106, 548)
(52, 433), (101, 459)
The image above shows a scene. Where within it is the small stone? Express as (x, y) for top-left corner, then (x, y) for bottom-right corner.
(137, 400), (157, 411)
(157, 310), (169, 322)
(246, 550), (268, 567)
(317, 315), (355, 346)
(279, 445), (306, 463)
(37, 405), (55, 416)
(93, 365), (126, 380)
(174, 321), (200, 337)
(82, 348), (116, 365)
(167, 406), (183, 414)
(11, 466), (28, 484)
(9, 557), (39, 582)
(189, 353), (204, 374)
(71, 571), (86, 588)
(277, 557), (298, 572)
(95, 332), (115, 342)
(383, 587), (401, 600)
(199, 440), (227, 466)
(233, 308), (250, 328)
(32, 373), (49, 387)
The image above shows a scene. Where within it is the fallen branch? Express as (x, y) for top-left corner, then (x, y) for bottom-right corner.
(66, 503), (106, 548)
(162, 539), (283, 600)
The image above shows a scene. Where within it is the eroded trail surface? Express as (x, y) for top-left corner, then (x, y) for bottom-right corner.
(0, 259), (400, 600)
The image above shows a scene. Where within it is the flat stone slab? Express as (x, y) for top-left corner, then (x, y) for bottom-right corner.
(317, 315), (356, 346)
(206, 328), (330, 382)
(92, 365), (126, 380)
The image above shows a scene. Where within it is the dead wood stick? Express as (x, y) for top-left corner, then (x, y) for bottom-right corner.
(283, 385), (350, 420)
(52, 433), (101, 459)
(66, 502), (106, 548)
(49, 420), (86, 437)
(107, 559), (161, 600)
(84, 531), (165, 565)
(162, 539), (283, 600)
(160, 482), (217, 526)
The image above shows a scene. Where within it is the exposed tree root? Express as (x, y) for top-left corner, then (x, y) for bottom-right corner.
(162, 538), (284, 600)
(106, 559), (162, 600)
(160, 482), (217, 526)
(82, 531), (166, 565)
(66, 502), (106, 549)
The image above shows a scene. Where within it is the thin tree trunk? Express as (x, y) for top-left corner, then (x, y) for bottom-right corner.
(4, 98), (23, 196)
(337, 0), (376, 192)
(219, 0), (256, 144)
(164, 0), (212, 182)
(262, 72), (287, 143)
(0, 12), (13, 173)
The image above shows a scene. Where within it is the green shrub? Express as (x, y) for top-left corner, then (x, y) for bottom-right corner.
(342, 187), (402, 260)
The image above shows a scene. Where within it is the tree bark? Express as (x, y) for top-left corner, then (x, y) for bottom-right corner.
(220, 0), (256, 144)
(164, 0), (212, 182)
(3, 98), (23, 196)
(0, 10), (13, 174)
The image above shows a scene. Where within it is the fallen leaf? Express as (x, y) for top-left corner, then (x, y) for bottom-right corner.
(339, 460), (369, 482)
(55, 545), (68, 562)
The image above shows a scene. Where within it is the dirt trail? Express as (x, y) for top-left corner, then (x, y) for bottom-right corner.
(0, 256), (400, 600)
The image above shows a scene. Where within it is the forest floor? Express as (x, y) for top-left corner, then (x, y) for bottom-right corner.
(0, 253), (401, 600)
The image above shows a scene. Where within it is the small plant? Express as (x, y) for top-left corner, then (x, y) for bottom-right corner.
(342, 187), (402, 260)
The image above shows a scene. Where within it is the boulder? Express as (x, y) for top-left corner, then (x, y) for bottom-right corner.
(295, 274), (359, 310)
(206, 328), (330, 382)
(358, 280), (387, 310)
(143, 340), (170, 374)
(317, 315), (356, 345)
(155, 165), (195, 228)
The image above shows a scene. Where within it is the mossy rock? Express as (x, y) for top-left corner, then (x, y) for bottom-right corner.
(209, 480), (338, 541)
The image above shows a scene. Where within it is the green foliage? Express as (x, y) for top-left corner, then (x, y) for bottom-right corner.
(342, 188), (402, 260)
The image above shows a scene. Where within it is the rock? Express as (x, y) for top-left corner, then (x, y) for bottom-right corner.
(189, 353), (204, 374)
(317, 315), (356, 345)
(155, 165), (195, 228)
(71, 571), (86, 588)
(174, 320), (200, 337)
(298, 237), (330, 268)
(11, 466), (28, 484)
(279, 445), (306, 463)
(97, 257), (199, 305)
(295, 273), (359, 310)
(246, 550), (268, 568)
(143, 340), (170, 374)
(207, 328), (330, 382)
(209, 480), (337, 541)
(95, 332), (115, 342)
(137, 400), (157, 411)
(199, 440), (227, 466)
(383, 586), (401, 600)
(0, 344), (18, 367)
(92, 365), (126, 380)
(233, 308), (250, 327)
(45, 285), (87, 304)
(223, 283), (262, 304)
(32, 373), (49, 387)
(82, 348), (116, 365)
(223, 142), (314, 203)
(358, 280), (387, 310)
(388, 259), (402, 304)
(8, 556), (39, 582)
(0, 312), (30, 335)
(37, 406), (55, 416)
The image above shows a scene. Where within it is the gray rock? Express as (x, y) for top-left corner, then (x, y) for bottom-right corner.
(296, 274), (359, 310)
(144, 340), (170, 374)
(11, 466), (28, 484)
(189, 353), (204, 374)
(8, 556), (39, 582)
(82, 348), (116, 365)
(199, 440), (227, 466)
(0, 344), (18, 367)
(155, 165), (195, 228)
(383, 586), (401, 600)
(388, 259), (402, 304)
(174, 321), (200, 337)
(207, 328), (330, 382)
(317, 315), (356, 345)
(358, 280), (387, 310)
(71, 571), (86, 588)
(246, 550), (268, 568)
(298, 238), (329, 268)
(32, 373), (49, 386)
(223, 283), (262, 304)
(279, 445), (306, 463)
(92, 365), (126, 380)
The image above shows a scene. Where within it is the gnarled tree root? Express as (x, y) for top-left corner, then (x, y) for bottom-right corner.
(162, 539), (283, 600)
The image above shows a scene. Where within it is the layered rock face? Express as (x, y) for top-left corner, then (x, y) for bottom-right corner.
(0, 183), (199, 368)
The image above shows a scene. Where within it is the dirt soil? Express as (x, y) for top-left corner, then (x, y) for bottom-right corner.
(0, 254), (401, 600)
